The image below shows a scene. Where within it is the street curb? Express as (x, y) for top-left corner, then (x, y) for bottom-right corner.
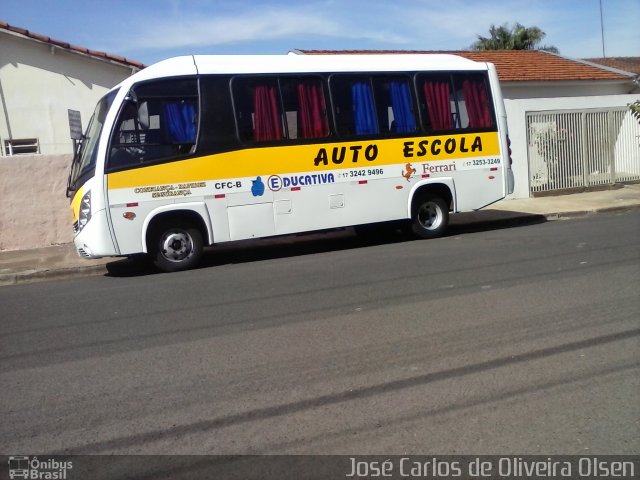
(543, 204), (640, 220)
(0, 263), (110, 287)
(1, 205), (638, 287)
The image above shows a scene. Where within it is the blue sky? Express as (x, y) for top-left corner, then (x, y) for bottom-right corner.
(3, 0), (639, 66)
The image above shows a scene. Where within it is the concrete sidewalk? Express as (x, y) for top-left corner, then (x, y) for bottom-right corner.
(1, 184), (639, 286)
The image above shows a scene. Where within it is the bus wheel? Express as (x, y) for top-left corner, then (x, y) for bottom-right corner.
(152, 223), (203, 272)
(411, 196), (449, 239)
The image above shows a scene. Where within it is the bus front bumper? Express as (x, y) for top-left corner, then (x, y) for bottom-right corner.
(73, 208), (118, 259)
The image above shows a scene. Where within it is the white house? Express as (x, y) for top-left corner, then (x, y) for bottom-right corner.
(0, 22), (142, 250)
(297, 49), (640, 199)
(457, 50), (640, 198)
(0, 21), (143, 156)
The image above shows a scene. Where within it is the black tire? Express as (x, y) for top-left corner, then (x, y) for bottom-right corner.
(411, 196), (449, 239)
(151, 223), (203, 272)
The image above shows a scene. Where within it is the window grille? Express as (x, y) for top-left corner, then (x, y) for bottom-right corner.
(4, 138), (40, 155)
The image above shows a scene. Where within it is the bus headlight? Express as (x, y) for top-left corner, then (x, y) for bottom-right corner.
(78, 190), (92, 231)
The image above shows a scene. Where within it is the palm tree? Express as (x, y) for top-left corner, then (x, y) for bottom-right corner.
(630, 100), (640, 125)
(471, 22), (559, 53)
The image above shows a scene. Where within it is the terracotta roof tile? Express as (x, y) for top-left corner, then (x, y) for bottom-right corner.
(0, 21), (145, 70)
(298, 49), (633, 82)
(583, 57), (640, 75)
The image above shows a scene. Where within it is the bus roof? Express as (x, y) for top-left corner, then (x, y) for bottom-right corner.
(196, 53), (484, 74)
(126, 53), (489, 85)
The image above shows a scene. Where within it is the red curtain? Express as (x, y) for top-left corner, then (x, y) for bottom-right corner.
(422, 80), (452, 130)
(297, 81), (328, 138)
(462, 79), (492, 129)
(253, 85), (283, 141)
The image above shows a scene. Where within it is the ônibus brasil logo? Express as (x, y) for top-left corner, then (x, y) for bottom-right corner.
(8, 456), (73, 479)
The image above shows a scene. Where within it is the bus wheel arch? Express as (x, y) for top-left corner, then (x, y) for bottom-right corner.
(409, 182), (454, 239)
(145, 210), (208, 272)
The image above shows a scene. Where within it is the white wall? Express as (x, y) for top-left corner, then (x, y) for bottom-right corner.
(0, 32), (135, 155)
(503, 93), (640, 198)
(0, 31), (139, 250)
(502, 81), (636, 100)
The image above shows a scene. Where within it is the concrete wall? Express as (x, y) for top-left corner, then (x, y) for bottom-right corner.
(0, 32), (135, 155)
(0, 154), (73, 250)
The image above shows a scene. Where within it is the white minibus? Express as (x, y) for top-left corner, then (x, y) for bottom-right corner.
(67, 53), (513, 271)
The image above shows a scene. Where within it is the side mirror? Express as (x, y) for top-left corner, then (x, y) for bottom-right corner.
(138, 101), (150, 130)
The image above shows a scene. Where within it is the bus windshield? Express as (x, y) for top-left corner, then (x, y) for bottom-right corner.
(67, 89), (118, 197)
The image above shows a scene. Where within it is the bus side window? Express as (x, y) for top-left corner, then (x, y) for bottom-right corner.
(199, 76), (237, 152)
(109, 101), (148, 167)
(279, 77), (329, 140)
(371, 76), (417, 135)
(107, 78), (199, 171)
(233, 77), (285, 143)
(331, 75), (381, 137)
(417, 73), (495, 133)
(417, 73), (456, 132)
(163, 100), (197, 151)
(452, 73), (495, 130)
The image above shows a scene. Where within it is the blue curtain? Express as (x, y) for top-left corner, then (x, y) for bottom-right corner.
(164, 102), (197, 143)
(389, 81), (416, 133)
(352, 82), (378, 135)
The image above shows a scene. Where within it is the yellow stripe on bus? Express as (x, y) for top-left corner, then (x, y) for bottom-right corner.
(107, 132), (500, 190)
(70, 185), (86, 222)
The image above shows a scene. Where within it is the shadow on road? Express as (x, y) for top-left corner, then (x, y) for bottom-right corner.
(54, 326), (638, 455)
(104, 212), (547, 278)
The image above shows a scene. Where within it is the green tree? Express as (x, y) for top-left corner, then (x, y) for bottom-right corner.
(630, 100), (640, 124)
(471, 22), (559, 53)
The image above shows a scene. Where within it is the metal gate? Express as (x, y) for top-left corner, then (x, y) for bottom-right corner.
(527, 108), (640, 194)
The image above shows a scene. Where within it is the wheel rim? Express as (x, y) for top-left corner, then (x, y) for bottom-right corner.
(417, 201), (443, 231)
(160, 230), (193, 262)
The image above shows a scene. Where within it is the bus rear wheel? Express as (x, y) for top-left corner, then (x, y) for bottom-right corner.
(411, 196), (449, 239)
(151, 223), (203, 272)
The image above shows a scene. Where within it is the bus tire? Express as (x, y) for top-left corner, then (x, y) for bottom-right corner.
(411, 196), (449, 239)
(151, 222), (203, 272)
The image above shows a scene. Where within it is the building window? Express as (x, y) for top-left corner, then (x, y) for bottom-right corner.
(4, 138), (40, 155)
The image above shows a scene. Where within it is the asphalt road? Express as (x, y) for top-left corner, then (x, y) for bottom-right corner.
(1, 211), (638, 458)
